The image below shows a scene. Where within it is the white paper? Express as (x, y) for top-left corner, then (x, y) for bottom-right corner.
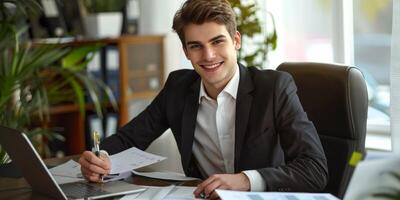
(49, 160), (84, 184)
(109, 147), (166, 174)
(49, 160), (82, 178)
(216, 190), (340, 200)
(121, 186), (174, 200)
(52, 175), (85, 185)
(48, 147), (166, 183)
(131, 170), (200, 181)
(121, 186), (203, 200)
(164, 186), (204, 200)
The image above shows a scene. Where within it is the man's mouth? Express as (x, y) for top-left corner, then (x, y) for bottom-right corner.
(199, 61), (224, 72)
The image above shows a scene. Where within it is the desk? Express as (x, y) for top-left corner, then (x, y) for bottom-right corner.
(0, 156), (200, 199)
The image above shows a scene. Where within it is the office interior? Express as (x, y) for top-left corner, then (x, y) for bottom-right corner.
(1, 0), (399, 198)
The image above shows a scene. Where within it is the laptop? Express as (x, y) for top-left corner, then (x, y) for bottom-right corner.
(0, 126), (146, 199)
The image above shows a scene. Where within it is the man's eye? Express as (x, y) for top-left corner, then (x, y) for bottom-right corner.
(189, 44), (201, 49)
(213, 40), (224, 45)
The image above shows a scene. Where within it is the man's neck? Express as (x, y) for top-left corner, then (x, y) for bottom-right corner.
(202, 67), (238, 100)
(203, 82), (224, 100)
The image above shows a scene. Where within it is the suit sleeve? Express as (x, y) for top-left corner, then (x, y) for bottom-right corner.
(257, 73), (329, 192)
(100, 76), (171, 155)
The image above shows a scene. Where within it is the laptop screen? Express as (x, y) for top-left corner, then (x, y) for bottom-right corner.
(0, 126), (145, 199)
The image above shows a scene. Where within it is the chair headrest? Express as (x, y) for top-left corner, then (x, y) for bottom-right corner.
(277, 62), (368, 140)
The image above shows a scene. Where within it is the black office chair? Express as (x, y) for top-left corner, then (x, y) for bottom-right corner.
(277, 62), (368, 198)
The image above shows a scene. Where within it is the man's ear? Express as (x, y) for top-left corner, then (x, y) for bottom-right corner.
(234, 31), (241, 50)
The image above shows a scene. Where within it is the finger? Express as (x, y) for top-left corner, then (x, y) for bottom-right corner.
(203, 179), (222, 198)
(81, 151), (111, 171)
(87, 173), (101, 183)
(194, 175), (218, 197)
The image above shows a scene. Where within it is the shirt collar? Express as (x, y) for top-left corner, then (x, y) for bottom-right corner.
(198, 64), (240, 103)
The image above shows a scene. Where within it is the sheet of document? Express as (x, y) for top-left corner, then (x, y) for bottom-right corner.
(164, 186), (204, 200)
(131, 170), (200, 181)
(49, 159), (81, 178)
(52, 175), (85, 185)
(110, 147), (166, 174)
(48, 147), (166, 183)
(120, 185), (175, 200)
(216, 190), (340, 200)
(121, 186), (204, 200)
(49, 160), (85, 184)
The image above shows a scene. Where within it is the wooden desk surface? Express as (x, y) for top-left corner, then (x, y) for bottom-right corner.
(0, 156), (200, 199)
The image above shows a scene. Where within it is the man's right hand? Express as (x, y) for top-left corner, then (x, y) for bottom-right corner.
(78, 151), (111, 182)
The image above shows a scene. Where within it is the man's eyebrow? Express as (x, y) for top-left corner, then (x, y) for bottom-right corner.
(186, 35), (227, 46)
(209, 35), (226, 42)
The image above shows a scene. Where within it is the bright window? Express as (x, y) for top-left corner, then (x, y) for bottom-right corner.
(264, 0), (393, 151)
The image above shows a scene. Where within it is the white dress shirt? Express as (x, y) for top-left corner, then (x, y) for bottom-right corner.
(192, 64), (266, 191)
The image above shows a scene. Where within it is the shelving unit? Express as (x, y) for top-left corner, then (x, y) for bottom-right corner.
(48, 35), (164, 155)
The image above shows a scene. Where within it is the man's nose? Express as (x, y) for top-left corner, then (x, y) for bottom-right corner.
(202, 46), (216, 60)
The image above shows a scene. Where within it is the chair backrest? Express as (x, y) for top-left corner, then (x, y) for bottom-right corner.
(277, 62), (368, 198)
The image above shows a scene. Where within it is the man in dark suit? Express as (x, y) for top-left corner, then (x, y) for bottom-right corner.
(79, 0), (328, 199)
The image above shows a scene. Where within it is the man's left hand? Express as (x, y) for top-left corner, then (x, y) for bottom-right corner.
(193, 173), (250, 200)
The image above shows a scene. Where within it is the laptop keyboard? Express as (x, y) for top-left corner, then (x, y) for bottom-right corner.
(61, 182), (108, 198)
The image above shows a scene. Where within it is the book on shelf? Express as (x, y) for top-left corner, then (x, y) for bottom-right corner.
(104, 46), (121, 100)
(39, 0), (67, 37)
(105, 113), (119, 137)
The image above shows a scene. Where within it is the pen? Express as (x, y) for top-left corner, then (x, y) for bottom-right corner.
(93, 131), (100, 156)
(92, 131), (103, 181)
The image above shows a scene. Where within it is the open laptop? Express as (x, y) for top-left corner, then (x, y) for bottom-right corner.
(0, 125), (146, 199)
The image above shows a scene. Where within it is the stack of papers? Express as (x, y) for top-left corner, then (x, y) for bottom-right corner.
(121, 185), (204, 200)
(49, 147), (166, 184)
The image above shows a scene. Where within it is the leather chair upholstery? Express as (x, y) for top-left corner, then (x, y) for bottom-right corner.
(277, 62), (368, 198)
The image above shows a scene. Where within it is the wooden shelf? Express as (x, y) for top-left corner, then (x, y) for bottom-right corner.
(128, 69), (160, 78)
(127, 91), (160, 100)
(44, 35), (165, 155)
(49, 103), (118, 115)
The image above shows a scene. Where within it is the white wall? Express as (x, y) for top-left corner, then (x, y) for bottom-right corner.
(136, 0), (188, 173)
(138, 0), (191, 80)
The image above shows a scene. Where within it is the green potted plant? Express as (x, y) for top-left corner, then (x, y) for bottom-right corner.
(228, 0), (277, 68)
(81, 0), (127, 38)
(0, 0), (117, 165)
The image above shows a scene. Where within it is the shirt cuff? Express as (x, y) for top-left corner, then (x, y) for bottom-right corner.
(100, 150), (109, 157)
(242, 170), (266, 192)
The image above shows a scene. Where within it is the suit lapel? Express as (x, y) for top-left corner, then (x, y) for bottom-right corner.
(234, 65), (254, 171)
(181, 78), (201, 172)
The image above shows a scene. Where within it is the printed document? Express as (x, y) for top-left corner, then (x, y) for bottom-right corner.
(109, 147), (166, 174)
(49, 160), (84, 184)
(216, 190), (339, 200)
(49, 147), (166, 183)
(121, 186), (204, 200)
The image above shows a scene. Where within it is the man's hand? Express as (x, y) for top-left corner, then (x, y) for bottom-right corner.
(193, 173), (250, 200)
(78, 151), (111, 182)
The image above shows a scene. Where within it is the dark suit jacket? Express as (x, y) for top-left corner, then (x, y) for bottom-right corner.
(101, 64), (328, 192)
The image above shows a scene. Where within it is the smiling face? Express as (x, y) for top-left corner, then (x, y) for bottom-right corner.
(183, 22), (241, 95)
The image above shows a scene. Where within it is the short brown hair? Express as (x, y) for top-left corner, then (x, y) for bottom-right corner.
(172, 0), (237, 46)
